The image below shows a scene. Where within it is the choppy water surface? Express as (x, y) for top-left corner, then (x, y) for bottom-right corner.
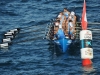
(0, 0), (100, 75)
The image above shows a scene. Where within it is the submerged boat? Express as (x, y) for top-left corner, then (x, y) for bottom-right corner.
(45, 12), (81, 53)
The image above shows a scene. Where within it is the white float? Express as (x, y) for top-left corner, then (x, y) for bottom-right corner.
(7, 31), (15, 34)
(4, 33), (14, 38)
(2, 38), (12, 43)
(0, 43), (9, 48)
(10, 28), (20, 33)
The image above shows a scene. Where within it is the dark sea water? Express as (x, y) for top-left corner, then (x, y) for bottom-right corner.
(0, 0), (100, 75)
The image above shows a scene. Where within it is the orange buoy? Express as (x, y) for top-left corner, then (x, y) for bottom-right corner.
(82, 59), (92, 66)
(80, 0), (93, 66)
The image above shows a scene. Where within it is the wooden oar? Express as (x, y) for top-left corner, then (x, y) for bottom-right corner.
(77, 22), (100, 25)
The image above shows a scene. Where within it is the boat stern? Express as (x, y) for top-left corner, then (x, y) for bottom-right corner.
(55, 38), (72, 53)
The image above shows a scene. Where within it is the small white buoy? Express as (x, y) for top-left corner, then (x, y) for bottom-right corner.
(4, 33), (14, 38)
(0, 43), (9, 48)
(7, 31), (15, 34)
(4, 33), (13, 36)
(2, 38), (12, 43)
(10, 28), (20, 33)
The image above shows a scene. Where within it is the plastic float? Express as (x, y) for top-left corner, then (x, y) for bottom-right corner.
(0, 28), (20, 48)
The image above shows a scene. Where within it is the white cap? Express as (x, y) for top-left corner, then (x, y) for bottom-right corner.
(58, 15), (61, 18)
(71, 11), (75, 16)
(55, 23), (59, 26)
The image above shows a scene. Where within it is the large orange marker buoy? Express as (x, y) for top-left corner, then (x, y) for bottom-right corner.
(80, 0), (93, 66)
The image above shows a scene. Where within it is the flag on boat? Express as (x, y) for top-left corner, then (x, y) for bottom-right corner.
(81, 0), (87, 30)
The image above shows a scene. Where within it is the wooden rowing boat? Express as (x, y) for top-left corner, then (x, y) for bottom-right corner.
(45, 15), (81, 53)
